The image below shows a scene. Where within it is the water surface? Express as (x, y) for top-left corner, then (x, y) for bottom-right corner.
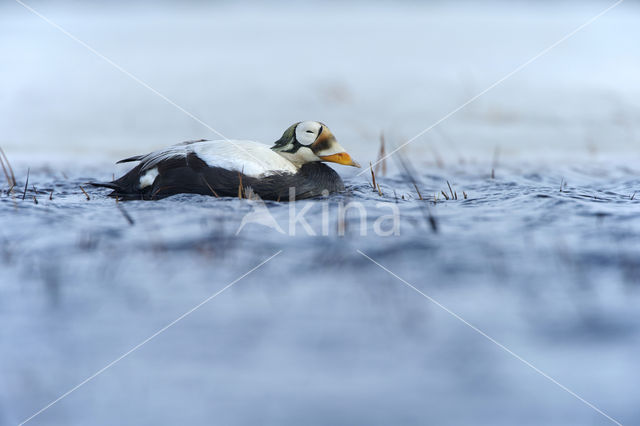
(1, 161), (639, 425)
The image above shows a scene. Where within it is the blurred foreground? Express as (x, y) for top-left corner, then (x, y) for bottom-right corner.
(1, 162), (639, 425)
(1, 1), (639, 425)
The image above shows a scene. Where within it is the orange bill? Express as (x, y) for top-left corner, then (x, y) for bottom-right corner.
(319, 152), (361, 168)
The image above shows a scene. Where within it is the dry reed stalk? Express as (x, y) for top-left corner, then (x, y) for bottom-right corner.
(117, 203), (135, 225)
(0, 154), (10, 187)
(447, 181), (455, 199)
(22, 168), (30, 200)
(369, 162), (377, 190)
(237, 170), (244, 199)
(413, 183), (423, 200)
(395, 152), (437, 233)
(374, 133), (387, 176)
(491, 146), (500, 179)
(0, 147), (16, 187)
(79, 185), (90, 200)
(202, 177), (219, 198)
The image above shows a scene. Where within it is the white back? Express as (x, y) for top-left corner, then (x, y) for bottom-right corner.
(139, 140), (299, 178)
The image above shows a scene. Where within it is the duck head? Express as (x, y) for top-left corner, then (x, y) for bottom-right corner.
(271, 121), (360, 168)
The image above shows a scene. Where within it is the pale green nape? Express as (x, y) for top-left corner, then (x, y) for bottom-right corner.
(271, 122), (299, 151)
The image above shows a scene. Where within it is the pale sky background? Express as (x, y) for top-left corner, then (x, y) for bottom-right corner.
(1, 0), (639, 165)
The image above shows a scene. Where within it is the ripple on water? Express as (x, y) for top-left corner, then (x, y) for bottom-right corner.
(1, 163), (640, 425)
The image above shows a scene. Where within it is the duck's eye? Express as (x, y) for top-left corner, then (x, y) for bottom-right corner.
(306, 130), (314, 134)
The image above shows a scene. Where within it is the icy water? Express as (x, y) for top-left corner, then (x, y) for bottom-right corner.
(2, 0), (640, 424)
(1, 161), (639, 426)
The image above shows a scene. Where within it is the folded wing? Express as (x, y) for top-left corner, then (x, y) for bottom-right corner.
(90, 140), (343, 200)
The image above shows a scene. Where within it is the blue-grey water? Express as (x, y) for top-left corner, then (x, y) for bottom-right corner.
(1, 161), (639, 426)
(2, 0), (640, 424)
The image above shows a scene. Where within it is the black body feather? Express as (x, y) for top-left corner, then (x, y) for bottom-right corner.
(91, 152), (345, 201)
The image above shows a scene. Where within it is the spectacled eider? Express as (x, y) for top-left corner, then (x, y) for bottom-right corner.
(91, 121), (360, 201)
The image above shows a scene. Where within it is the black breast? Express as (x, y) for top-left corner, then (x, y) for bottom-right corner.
(254, 162), (346, 200)
(93, 155), (345, 201)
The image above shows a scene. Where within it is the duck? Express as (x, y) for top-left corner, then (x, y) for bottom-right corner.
(91, 121), (360, 201)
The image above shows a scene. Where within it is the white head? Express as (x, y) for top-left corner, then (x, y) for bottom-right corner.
(271, 121), (360, 168)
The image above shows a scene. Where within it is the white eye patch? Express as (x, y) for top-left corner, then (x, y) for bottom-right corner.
(295, 121), (322, 145)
